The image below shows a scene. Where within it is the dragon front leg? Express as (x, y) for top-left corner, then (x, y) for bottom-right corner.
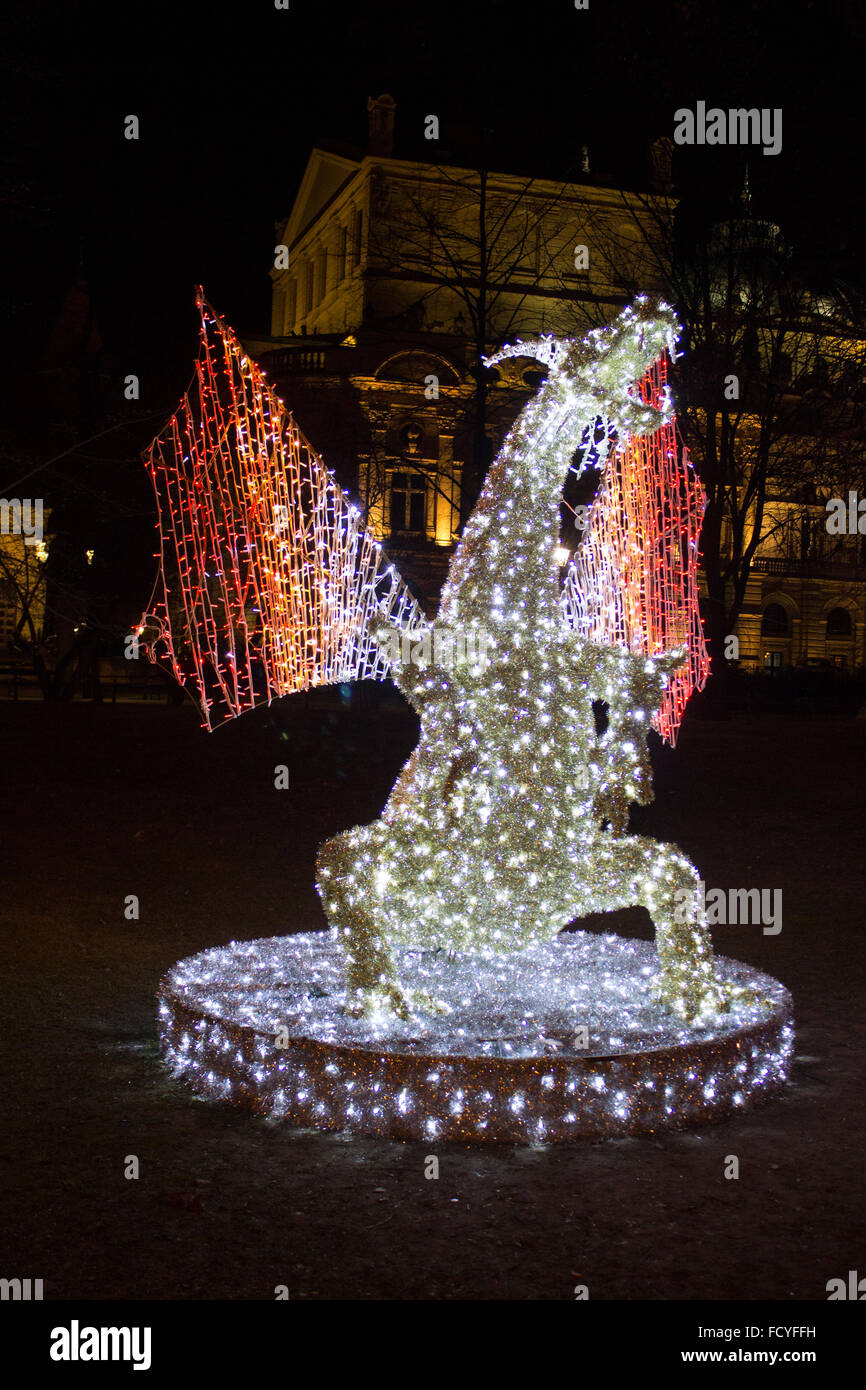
(316, 825), (450, 1020)
(316, 827), (412, 1019)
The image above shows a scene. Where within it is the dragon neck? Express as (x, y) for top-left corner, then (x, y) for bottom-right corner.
(437, 381), (585, 634)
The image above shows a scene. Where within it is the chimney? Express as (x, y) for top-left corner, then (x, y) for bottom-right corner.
(367, 94), (396, 157)
(650, 136), (674, 195)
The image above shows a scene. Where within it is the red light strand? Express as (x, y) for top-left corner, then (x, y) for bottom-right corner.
(562, 355), (710, 744)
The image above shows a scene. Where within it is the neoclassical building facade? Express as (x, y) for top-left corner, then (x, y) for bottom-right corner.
(245, 95), (670, 607)
(245, 97), (866, 664)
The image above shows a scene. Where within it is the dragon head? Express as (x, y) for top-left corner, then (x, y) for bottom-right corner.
(482, 295), (681, 471)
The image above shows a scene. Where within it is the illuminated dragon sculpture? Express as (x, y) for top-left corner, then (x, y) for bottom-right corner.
(140, 291), (752, 1028)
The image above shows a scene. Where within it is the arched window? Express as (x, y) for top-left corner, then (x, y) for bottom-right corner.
(374, 352), (461, 386)
(826, 607), (852, 637)
(761, 603), (788, 636)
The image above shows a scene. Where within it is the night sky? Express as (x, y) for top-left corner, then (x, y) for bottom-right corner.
(4, 0), (864, 385)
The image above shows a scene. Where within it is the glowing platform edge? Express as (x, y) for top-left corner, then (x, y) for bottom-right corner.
(157, 930), (794, 1143)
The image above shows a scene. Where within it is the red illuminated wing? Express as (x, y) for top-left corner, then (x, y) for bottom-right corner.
(138, 291), (424, 729)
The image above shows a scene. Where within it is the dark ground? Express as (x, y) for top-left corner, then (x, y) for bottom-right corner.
(0, 694), (864, 1301)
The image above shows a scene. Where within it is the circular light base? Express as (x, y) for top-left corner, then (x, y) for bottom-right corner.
(158, 931), (793, 1142)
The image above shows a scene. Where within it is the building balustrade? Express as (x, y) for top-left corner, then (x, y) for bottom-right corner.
(261, 347), (329, 372)
(751, 555), (865, 580)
